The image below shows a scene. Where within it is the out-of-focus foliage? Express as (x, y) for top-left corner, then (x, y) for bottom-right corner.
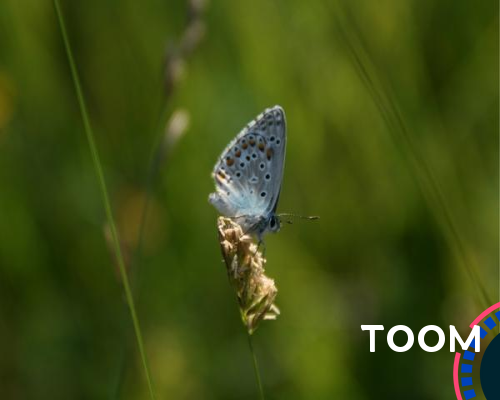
(0, 0), (497, 399)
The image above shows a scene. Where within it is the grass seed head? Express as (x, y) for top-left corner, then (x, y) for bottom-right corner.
(217, 217), (279, 334)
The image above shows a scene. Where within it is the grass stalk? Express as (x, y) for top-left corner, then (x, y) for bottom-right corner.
(247, 332), (265, 400)
(333, 8), (492, 310)
(53, 1), (156, 398)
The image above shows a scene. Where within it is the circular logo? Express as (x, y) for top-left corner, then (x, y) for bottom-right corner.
(453, 302), (500, 400)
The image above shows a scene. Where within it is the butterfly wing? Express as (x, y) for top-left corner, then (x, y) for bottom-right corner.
(209, 106), (287, 230)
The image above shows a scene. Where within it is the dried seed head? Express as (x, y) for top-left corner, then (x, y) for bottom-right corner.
(217, 217), (279, 334)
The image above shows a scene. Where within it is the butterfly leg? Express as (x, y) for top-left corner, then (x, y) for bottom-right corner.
(260, 240), (267, 258)
(254, 235), (266, 257)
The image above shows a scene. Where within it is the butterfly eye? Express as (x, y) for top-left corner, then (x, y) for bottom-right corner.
(269, 217), (278, 230)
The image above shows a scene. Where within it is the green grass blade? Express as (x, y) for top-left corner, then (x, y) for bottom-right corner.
(53, 1), (156, 398)
(247, 332), (265, 400)
(333, 7), (492, 310)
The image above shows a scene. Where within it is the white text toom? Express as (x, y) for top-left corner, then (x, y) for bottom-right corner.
(361, 325), (481, 353)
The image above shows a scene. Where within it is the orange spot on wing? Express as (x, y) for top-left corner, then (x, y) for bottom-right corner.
(226, 157), (234, 166)
(258, 143), (265, 151)
(266, 148), (273, 160)
(242, 143), (248, 150)
(235, 150), (241, 157)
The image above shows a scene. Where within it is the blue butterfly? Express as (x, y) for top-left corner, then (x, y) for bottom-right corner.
(209, 106), (287, 241)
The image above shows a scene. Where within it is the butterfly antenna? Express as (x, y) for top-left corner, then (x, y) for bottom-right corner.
(278, 213), (320, 221)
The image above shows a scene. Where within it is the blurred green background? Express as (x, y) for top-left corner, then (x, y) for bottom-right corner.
(0, 0), (498, 399)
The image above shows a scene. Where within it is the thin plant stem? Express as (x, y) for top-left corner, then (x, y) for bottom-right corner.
(332, 7), (492, 310)
(53, 1), (156, 399)
(113, 0), (206, 393)
(247, 332), (265, 400)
